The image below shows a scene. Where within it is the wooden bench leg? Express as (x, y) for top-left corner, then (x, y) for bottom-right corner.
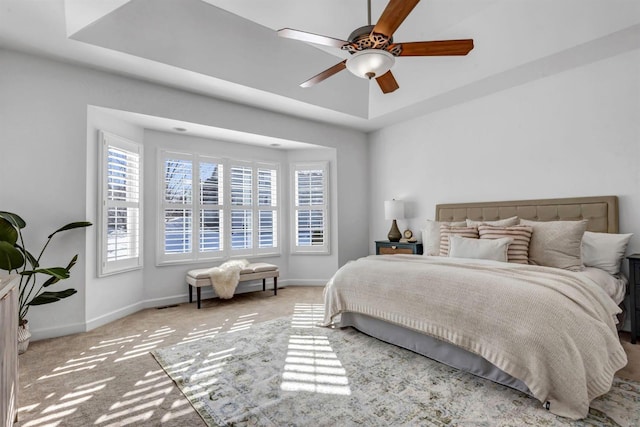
(197, 287), (201, 309)
(262, 278), (266, 292)
(188, 284), (193, 303)
(274, 277), (277, 296)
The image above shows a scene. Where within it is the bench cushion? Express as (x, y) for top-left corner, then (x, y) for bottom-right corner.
(241, 263), (278, 274)
(188, 263), (278, 280)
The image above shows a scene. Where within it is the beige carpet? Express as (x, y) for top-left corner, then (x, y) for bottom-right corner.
(16, 286), (640, 426)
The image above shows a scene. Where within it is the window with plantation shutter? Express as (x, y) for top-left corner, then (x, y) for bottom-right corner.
(230, 164), (253, 254)
(162, 155), (193, 260)
(291, 162), (329, 254)
(199, 159), (223, 254)
(99, 131), (143, 276)
(157, 151), (279, 264)
(257, 165), (278, 253)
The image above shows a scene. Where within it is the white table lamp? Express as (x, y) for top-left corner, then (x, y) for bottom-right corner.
(384, 200), (405, 242)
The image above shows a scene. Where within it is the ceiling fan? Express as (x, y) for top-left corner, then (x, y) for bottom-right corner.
(277, 0), (474, 94)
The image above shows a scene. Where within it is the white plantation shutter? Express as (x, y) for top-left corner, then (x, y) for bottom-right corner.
(230, 164), (253, 253)
(257, 166), (278, 252)
(162, 156), (193, 259)
(100, 131), (143, 276)
(200, 160), (223, 253)
(157, 153), (280, 264)
(292, 162), (329, 254)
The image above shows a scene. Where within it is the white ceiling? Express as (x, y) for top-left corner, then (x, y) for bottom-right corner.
(1, 0), (639, 134)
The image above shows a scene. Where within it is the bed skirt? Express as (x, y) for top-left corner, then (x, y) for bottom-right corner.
(339, 312), (532, 396)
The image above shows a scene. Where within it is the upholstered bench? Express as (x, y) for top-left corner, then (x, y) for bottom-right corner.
(186, 263), (279, 309)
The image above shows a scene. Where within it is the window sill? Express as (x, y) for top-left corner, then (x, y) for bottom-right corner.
(98, 265), (143, 277)
(156, 252), (281, 267)
(290, 251), (331, 256)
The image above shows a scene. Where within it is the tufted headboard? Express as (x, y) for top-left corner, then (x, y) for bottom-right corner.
(436, 196), (618, 233)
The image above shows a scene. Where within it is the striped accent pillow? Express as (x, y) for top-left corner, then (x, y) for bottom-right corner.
(478, 224), (533, 264)
(439, 225), (479, 256)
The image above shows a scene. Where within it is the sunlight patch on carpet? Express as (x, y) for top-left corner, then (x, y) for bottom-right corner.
(290, 302), (324, 328)
(281, 334), (351, 395)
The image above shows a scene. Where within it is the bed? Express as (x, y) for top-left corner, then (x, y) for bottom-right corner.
(322, 196), (629, 420)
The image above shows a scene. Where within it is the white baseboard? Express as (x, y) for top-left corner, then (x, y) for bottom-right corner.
(31, 279), (326, 340)
(85, 301), (146, 332)
(30, 322), (87, 342)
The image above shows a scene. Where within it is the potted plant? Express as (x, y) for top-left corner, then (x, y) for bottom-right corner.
(0, 211), (91, 353)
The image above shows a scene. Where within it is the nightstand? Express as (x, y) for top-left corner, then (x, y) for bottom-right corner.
(375, 240), (423, 255)
(628, 254), (640, 344)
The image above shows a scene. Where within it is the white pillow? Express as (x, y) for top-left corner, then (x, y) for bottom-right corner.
(466, 216), (519, 227)
(519, 219), (587, 271)
(581, 231), (633, 275)
(448, 235), (512, 262)
(421, 220), (466, 256)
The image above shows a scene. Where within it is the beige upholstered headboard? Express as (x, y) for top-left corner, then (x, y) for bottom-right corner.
(436, 196), (618, 233)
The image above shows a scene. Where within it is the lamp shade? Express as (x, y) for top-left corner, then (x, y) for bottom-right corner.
(384, 200), (405, 220)
(346, 50), (395, 79)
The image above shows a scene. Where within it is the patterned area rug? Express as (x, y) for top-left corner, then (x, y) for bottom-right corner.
(152, 313), (640, 426)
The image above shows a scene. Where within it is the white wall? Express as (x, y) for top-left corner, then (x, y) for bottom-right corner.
(0, 48), (369, 340)
(368, 49), (640, 253)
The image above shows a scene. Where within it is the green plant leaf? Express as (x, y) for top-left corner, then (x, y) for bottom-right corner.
(0, 218), (18, 245)
(66, 254), (79, 270)
(28, 289), (77, 306)
(42, 275), (60, 288)
(0, 241), (25, 270)
(15, 245), (38, 268)
(47, 222), (92, 239)
(0, 212), (26, 229)
(21, 267), (70, 280)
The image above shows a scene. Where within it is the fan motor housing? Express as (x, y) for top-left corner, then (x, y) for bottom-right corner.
(342, 25), (397, 55)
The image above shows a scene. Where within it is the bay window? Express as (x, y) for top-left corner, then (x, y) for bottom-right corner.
(158, 150), (278, 264)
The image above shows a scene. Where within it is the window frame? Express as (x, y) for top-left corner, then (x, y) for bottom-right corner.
(98, 131), (143, 276)
(157, 151), (197, 264)
(290, 161), (330, 255)
(255, 162), (280, 256)
(198, 155), (225, 258)
(157, 150), (280, 265)
(228, 160), (255, 257)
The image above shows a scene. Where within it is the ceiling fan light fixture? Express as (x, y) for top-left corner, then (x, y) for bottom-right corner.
(345, 49), (395, 80)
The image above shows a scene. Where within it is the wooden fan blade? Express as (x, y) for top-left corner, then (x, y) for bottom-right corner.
(278, 28), (348, 48)
(300, 60), (347, 88)
(376, 71), (399, 94)
(396, 39), (474, 56)
(373, 0), (420, 38)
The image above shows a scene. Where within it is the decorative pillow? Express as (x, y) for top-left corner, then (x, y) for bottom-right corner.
(466, 216), (519, 227)
(478, 224), (533, 264)
(449, 235), (512, 262)
(439, 225), (479, 256)
(519, 219), (588, 271)
(581, 231), (633, 275)
(421, 220), (466, 256)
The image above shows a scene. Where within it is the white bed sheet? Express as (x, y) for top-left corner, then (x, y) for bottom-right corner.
(575, 267), (627, 305)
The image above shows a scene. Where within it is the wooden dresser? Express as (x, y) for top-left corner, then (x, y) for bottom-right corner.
(1, 275), (18, 427)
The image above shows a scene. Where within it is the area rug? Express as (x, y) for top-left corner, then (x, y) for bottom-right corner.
(152, 317), (640, 426)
